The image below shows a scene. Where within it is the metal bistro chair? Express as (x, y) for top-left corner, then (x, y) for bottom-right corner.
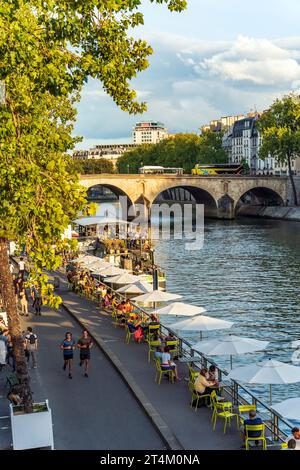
(238, 404), (257, 429)
(112, 308), (124, 328)
(125, 324), (136, 344)
(165, 340), (179, 358)
(187, 365), (200, 393)
(245, 424), (267, 450)
(190, 387), (212, 412)
(155, 358), (175, 385)
(147, 339), (161, 363)
(211, 392), (238, 434)
(147, 324), (160, 340)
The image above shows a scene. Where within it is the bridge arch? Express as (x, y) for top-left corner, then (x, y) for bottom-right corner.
(151, 185), (218, 218)
(82, 182), (135, 218)
(235, 186), (284, 213)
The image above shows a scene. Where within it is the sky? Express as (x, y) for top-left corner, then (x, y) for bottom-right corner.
(74, 0), (300, 149)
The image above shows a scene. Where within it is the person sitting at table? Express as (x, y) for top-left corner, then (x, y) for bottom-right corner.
(125, 300), (133, 314)
(111, 295), (119, 309)
(286, 439), (296, 450)
(116, 301), (127, 324)
(285, 427), (300, 450)
(206, 365), (219, 384)
(194, 368), (217, 404)
(154, 346), (164, 361)
(161, 346), (181, 381)
(243, 410), (263, 443)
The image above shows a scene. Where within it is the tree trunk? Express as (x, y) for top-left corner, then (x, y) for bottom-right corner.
(287, 155), (298, 206)
(0, 237), (33, 412)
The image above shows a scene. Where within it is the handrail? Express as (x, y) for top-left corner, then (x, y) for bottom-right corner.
(72, 264), (294, 443)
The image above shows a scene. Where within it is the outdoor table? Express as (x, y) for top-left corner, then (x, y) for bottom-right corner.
(179, 356), (202, 364)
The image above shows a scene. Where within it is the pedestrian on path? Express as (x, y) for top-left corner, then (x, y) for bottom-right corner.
(19, 288), (29, 317)
(61, 332), (76, 379)
(77, 330), (93, 378)
(31, 286), (42, 315)
(25, 327), (38, 368)
(18, 257), (25, 279)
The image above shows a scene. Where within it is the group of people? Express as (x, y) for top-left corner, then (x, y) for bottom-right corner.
(61, 330), (93, 379)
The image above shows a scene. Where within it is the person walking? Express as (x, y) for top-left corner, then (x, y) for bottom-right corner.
(32, 286), (42, 315)
(77, 330), (93, 378)
(18, 257), (25, 279)
(25, 327), (38, 369)
(19, 288), (29, 317)
(61, 332), (76, 379)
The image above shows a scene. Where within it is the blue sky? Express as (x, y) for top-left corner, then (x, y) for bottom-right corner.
(74, 0), (300, 149)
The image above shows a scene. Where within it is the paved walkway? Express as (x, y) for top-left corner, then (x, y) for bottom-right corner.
(0, 305), (165, 450)
(56, 274), (242, 450)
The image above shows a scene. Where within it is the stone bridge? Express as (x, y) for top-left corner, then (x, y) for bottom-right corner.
(79, 174), (288, 219)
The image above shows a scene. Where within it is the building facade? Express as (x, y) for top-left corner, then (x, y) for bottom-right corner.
(226, 116), (298, 176)
(132, 121), (168, 145)
(73, 144), (137, 167)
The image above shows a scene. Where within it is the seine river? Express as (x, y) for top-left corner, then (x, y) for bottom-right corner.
(154, 217), (300, 406)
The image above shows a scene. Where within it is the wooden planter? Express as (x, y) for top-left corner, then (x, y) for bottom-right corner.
(10, 400), (54, 450)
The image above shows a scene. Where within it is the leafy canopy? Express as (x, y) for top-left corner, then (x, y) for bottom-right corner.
(117, 131), (228, 173)
(258, 93), (300, 163)
(0, 0), (186, 306)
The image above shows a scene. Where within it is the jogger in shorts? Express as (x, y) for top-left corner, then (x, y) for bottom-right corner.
(61, 332), (76, 379)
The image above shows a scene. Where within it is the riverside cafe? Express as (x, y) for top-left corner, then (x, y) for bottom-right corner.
(73, 216), (140, 239)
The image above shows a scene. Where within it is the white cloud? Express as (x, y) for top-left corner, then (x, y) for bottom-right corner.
(198, 36), (300, 85)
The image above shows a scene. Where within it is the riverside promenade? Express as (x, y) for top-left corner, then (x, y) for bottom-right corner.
(55, 272), (242, 450)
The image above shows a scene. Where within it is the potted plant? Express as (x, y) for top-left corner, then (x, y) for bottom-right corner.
(10, 399), (54, 449)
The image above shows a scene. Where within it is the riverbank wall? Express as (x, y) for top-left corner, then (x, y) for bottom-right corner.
(237, 205), (300, 222)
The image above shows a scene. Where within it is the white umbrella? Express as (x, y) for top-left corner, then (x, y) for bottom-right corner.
(132, 290), (182, 304)
(116, 281), (153, 295)
(271, 398), (300, 421)
(193, 335), (269, 369)
(152, 302), (206, 319)
(105, 273), (142, 285)
(228, 359), (300, 404)
(170, 315), (234, 339)
(100, 266), (126, 277)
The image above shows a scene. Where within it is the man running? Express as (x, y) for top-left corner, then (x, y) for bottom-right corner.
(77, 330), (93, 378)
(61, 332), (76, 379)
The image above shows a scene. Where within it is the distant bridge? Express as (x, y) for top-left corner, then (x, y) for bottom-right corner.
(79, 174), (288, 219)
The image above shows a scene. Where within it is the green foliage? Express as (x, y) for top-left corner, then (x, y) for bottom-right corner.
(258, 93), (300, 163)
(0, 1), (186, 307)
(258, 93), (300, 205)
(117, 131), (228, 173)
(77, 158), (115, 174)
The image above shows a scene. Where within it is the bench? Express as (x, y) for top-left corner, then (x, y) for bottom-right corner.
(6, 372), (19, 390)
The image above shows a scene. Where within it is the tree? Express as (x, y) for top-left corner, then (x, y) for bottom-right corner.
(0, 0), (186, 411)
(79, 158), (115, 174)
(197, 129), (228, 164)
(117, 131), (228, 173)
(258, 93), (300, 206)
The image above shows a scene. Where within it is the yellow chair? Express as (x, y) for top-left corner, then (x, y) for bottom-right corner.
(245, 424), (267, 450)
(155, 358), (175, 385)
(147, 324), (160, 339)
(125, 324), (136, 343)
(238, 404), (257, 427)
(147, 340), (161, 363)
(190, 389), (212, 411)
(211, 390), (233, 423)
(188, 367), (199, 393)
(165, 340), (179, 357)
(112, 309), (124, 328)
(281, 442), (288, 449)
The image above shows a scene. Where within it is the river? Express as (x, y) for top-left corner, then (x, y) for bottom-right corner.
(154, 217), (300, 406)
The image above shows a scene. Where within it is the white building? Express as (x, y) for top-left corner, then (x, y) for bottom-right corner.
(73, 144), (137, 167)
(226, 116), (298, 176)
(133, 121), (168, 145)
